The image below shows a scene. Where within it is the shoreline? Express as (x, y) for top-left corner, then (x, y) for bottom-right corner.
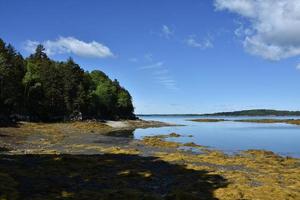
(0, 119), (178, 153)
(0, 120), (300, 199)
(104, 119), (180, 129)
(0, 119), (298, 157)
(188, 118), (300, 126)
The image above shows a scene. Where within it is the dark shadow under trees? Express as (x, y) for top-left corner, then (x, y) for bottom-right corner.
(0, 154), (228, 200)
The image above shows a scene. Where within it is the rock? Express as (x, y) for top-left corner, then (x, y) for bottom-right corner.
(169, 132), (181, 137)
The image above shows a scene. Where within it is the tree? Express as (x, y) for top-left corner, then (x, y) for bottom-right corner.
(0, 38), (135, 122)
(60, 58), (85, 116)
(0, 39), (25, 120)
(23, 45), (51, 120)
(117, 89), (134, 119)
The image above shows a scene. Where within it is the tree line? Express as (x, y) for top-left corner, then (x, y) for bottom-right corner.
(0, 38), (135, 122)
(201, 109), (300, 116)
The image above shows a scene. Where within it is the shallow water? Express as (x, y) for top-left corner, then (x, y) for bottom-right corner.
(135, 116), (300, 158)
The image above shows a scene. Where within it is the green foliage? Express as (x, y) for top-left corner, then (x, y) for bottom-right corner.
(202, 109), (300, 116)
(0, 38), (135, 122)
(84, 71), (134, 119)
(0, 39), (25, 120)
(117, 89), (134, 118)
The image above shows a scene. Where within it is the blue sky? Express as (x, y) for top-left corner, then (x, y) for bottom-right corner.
(1, 0), (300, 114)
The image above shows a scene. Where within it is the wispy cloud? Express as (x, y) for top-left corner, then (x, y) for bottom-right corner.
(24, 40), (40, 54)
(139, 61), (164, 70)
(154, 75), (178, 90)
(24, 36), (114, 58)
(153, 69), (169, 75)
(185, 35), (213, 49)
(161, 25), (174, 39)
(233, 20), (253, 38)
(138, 59), (177, 90)
(296, 63), (300, 70)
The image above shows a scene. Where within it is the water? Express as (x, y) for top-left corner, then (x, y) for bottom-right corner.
(134, 115), (300, 158)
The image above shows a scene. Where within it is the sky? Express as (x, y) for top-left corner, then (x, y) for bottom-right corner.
(1, 0), (300, 114)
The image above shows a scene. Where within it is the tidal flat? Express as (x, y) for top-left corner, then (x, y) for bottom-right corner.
(0, 121), (300, 200)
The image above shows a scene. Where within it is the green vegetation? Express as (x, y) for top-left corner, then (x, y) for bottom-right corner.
(202, 109), (300, 116)
(190, 118), (300, 126)
(0, 39), (135, 122)
(234, 119), (300, 125)
(139, 109), (300, 117)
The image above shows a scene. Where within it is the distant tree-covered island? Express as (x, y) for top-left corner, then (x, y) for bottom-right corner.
(139, 109), (300, 117)
(0, 38), (135, 122)
(201, 109), (300, 116)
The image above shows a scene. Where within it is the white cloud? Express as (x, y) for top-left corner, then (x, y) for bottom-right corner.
(24, 40), (39, 53)
(296, 63), (300, 70)
(161, 25), (173, 39)
(185, 35), (213, 49)
(214, 0), (256, 17)
(214, 0), (300, 61)
(24, 36), (114, 58)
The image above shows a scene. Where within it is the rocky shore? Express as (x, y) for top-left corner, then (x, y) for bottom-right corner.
(0, 120), (299, 199)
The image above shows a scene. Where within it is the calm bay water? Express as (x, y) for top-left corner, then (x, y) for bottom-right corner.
(135, 116), (300, 158)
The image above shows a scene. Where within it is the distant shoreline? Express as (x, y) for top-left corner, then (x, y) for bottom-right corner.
(138, 109), (300, 117)
(188, 118), (300, 126)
